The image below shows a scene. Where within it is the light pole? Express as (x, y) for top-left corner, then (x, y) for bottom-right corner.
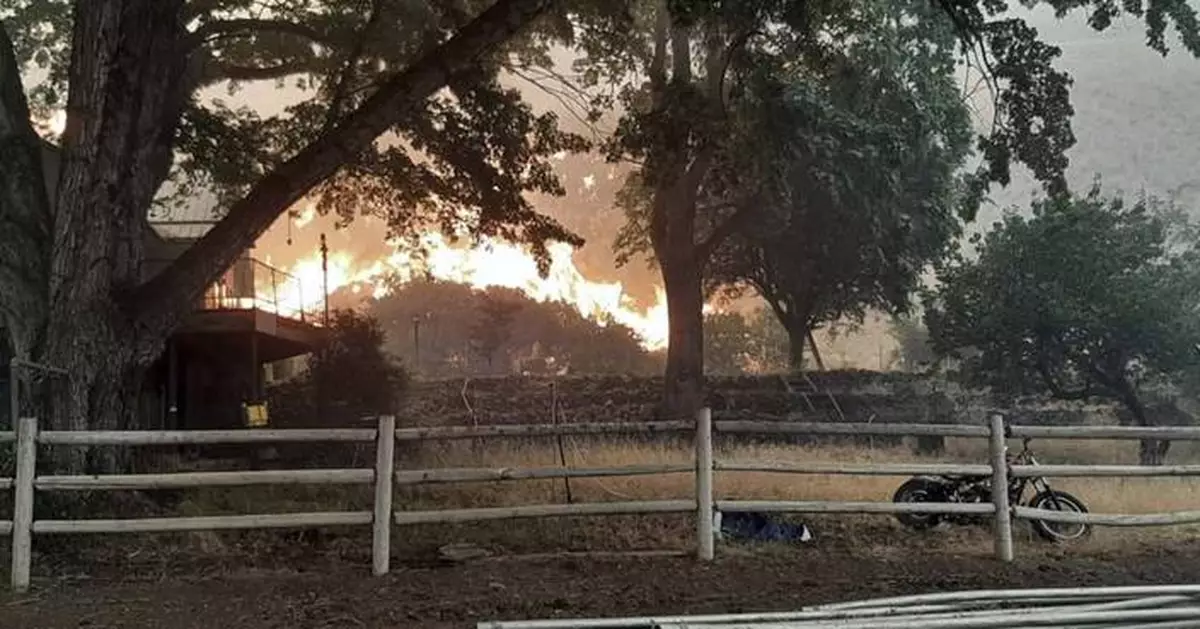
(412, 315), (421, 374)
(319, 233), (329, 325)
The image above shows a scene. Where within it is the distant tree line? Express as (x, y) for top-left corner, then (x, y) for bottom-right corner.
(367, 279), (663, 378)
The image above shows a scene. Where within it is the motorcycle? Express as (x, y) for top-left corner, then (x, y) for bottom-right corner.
(892, 437), (1091, 542)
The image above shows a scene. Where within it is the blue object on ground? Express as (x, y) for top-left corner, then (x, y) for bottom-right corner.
(717, 511), (814, 543)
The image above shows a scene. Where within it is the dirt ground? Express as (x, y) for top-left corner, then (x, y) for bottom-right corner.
(4, 537), (1200, 629)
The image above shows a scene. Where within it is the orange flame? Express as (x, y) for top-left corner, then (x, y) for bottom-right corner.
(281, 234), (673, 350)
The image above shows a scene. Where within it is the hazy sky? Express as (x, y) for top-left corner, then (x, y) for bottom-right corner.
(977, 7), (1200, 225)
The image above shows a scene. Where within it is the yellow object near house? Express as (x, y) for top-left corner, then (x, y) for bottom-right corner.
(243, 401), (269, 427)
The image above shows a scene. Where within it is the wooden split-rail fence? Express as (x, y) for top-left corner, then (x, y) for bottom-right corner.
(5, 411), (1200, 592)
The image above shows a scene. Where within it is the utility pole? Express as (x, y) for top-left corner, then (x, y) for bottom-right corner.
(319, 233), (329, 325)
(412, 315), (422, 374)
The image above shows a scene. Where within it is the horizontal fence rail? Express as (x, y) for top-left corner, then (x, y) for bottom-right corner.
(393, 420), (693, 441)
(36, 469), (374, 491)
(714, 420), (990, 438)
(9, 410), (1200, 593)
(1012, 506), (1200, 527)
(717, 500), (997, 516)
(38, 428), (376, 445)
(395, 464), (694, 485)
(1009, 425), (1200, 440)
(32, 512), (374, 534)
(717, 461), (993, 477)
(394, 500), (698, 525)
(1009, 463), (1200, 478)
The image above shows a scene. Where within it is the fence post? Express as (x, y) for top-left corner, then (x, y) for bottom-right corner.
(989, 412), (1014, 562)
(11, 416), (37, 592)
(372, 415), (396, 576)
(695, 407), (714, 561)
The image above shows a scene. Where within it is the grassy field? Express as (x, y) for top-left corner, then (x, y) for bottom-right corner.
(181, 435), (1200, 557)
(397, 435), (1200, 510)
(12, 433), (1200, 578)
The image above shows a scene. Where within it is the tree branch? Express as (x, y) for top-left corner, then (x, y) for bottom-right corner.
(705, 23), (754, 110)
(131, 0), (556, 344)
(0, 20), (51, 358)
(648, 0), (669, 103)
(697, 199), (756, 264)
(679, 143), (716, 222)
(186, 18), (332, 50)
(1034, 334), (1092, 400)
(1036, 358), (1092, 400)
(203, 59), (315, 84)
(321, 0), (385, 135)
(669, 18), (691, 84)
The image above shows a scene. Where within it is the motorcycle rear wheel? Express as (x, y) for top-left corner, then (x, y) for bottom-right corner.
(892, 477), (946, 530)
(1028, 490), (1092, 542)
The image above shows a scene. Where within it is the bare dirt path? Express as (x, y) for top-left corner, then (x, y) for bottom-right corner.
(3, 541), (1199, 629)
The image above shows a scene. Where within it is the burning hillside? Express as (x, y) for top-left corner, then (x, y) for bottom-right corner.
(273, 231), (675, 350)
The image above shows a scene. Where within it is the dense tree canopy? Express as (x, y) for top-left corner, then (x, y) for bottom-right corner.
(925, 186), (1200, 463)
(703, 309), (790, 375)
(307, 308), (408, 421)
(0, 0), (581, 471)
(576, 0), (1200, 416)
(703, 0), (975, 370)
(890, 316), (936, 373)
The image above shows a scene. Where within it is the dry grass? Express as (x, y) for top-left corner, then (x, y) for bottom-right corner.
(399, 435), (1200, 507)
(30, 434), (1200, 568)
(387, 435), (1200, 554)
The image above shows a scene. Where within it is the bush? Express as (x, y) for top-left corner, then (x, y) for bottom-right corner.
(263, 310), (407, 466)
(268, 309), (407, 425)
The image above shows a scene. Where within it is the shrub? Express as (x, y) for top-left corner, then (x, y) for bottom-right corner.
(269, 309), (408, 427)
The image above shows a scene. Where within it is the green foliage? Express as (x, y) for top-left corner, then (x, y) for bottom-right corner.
(938, 0), (1200, 193)
(703, 311), (753, 375)
(925, 185), (1200, 408)
(0, 0), (589, 267)
(703, 309), (791, 375)
(890, 316), (936, 373)
(598, 0), (1200, 274)
(307, 308), (408, 419)
(705, 0), (975, 344)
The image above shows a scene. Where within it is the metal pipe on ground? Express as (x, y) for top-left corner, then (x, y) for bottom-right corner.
(476, 585), (1200, 629)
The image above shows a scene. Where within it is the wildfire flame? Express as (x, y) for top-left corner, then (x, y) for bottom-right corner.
(279, 234), (673, 350)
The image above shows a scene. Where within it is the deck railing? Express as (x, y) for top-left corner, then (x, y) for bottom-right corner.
(143, 255), (325, 324)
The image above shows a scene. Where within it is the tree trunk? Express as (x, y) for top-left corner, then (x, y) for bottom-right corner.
(660, 250), (705, 421)
(0, 24), (52, 360)
(35, 1), (188, 473)
(1111, 381), (1169, 466)
(784, 323), (807, 373)
(1139, 439), (1170, 466)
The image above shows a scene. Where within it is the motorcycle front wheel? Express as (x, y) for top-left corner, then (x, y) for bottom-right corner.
(1028, 490), (1092, 542)
(892, 477), (945, 531)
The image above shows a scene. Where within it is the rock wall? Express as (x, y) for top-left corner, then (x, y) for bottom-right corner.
(401, 372), (1111, 429)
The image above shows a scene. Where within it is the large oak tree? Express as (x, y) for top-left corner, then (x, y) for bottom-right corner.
(926, 187), (1200, 464)
(579, 0), (1199, 419)
(704, 0), (975, 371)
(0, 0), (588, 471)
